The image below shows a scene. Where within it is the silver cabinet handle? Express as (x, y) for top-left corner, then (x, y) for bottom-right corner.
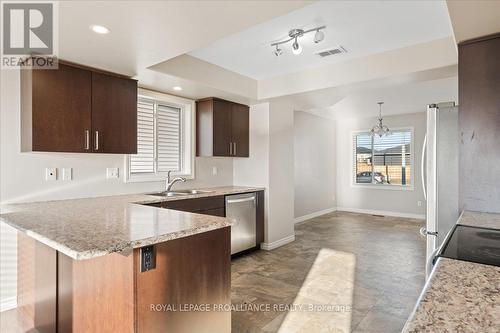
(227, 196), (256, 204)
(95, 131), (99, 151)
(229, 142), (232, 156)
(85, 130), (90, 150)
(233, 142), (236, 156)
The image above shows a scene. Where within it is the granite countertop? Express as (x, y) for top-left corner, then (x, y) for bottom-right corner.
(457, 210), (500, 229)
(403, 210), (500, 332)
(403, 258), (500, 332)
(0, 186), (264, 260)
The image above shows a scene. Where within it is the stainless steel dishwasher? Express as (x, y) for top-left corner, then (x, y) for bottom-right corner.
(225, 192), (257, 254)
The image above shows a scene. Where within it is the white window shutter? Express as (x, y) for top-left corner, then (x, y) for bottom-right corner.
(130, 98), (155, 174)
(156, 104), (181, 172)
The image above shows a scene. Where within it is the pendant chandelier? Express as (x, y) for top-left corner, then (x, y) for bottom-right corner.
(371, 102), (390, 137)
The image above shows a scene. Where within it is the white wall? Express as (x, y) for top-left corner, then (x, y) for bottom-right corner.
(233, 101), (295, 248)
(336, 112), (426, 218)
(0, 69), (234, 310)
(267, 100), (295, 245)
(233, 103), (269, 188)
(294, 111), (336, 219)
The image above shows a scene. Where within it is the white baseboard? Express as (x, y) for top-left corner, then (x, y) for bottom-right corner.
(336, 207), (425, 220)
(261, 234), (295, 250)
(294, 207), (337, 224)
(0, 296), (17, 312)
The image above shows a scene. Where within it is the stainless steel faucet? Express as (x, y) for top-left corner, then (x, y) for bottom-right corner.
(166, 170), (186, 192)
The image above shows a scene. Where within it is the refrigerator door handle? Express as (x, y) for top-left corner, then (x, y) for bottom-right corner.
(421, 134), (427, 200)
(420, 227), (438, 237)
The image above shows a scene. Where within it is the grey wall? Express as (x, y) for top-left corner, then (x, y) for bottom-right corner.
(336, 112), (426, 218)
(294, 111), (336, 218)
(233, 102), (295, 247)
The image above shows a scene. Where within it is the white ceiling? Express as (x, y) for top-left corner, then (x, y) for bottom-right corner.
(56, 1), (310, 76)
(325, 75), (458, 120)
(189, 0), (453, 80)
(446, 0), (500, 43)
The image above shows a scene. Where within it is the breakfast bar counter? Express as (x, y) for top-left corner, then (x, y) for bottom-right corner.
(0, 186), (262, 333)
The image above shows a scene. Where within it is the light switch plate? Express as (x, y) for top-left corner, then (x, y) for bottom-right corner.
(106, 167), (119, 179)
(62, 168), (72, 181)
(45, 168), (57, 181)
(212, 166), (218, 176)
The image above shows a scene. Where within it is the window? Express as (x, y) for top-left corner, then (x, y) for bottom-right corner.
(353, 128), (413, 188)
(126, 89), (194, 182)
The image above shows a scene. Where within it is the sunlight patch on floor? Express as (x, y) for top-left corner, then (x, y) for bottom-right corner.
(277, 248), (356, 333)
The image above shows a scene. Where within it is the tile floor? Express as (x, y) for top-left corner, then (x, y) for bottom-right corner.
(231, 211), (426, 333)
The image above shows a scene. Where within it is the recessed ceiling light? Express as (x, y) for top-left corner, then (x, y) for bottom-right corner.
(173, 86), (183, 91)
(90, 25), (110, 34)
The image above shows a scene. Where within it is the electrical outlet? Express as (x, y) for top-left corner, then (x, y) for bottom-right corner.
(45, 168), (57, 181)
(140, 246), (156, 272)
(417, 201), (423, 207)
(106, 167), (119, 179)
(212, 166), (218, 176)
(62, 168), (72, 181)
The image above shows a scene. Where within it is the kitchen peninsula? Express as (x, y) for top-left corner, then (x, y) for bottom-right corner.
(0, 186), (263, 333)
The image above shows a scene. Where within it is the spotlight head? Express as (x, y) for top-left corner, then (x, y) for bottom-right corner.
(314, 29), (325, 43)
(274, 46), (283, 56)
(292, 39), (302, 55)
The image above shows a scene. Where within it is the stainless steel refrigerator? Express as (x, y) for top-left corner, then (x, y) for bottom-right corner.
(421, 102), (459, 277)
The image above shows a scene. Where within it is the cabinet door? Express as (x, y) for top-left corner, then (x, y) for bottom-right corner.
(201, 208), (226, 217)
(91, 72), (137, 154)
(31, 63), (91, 152)
(212, 99), (233, 156)
(136, 229), (231, 333)
(231, 103), (249, 157)
(458, 36), (500, 212)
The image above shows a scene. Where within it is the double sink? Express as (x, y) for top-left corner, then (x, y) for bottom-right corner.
(147, 189), (215, 197)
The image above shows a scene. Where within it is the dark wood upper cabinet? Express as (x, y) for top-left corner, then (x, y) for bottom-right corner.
(91, 72), (137, 154)
(231, 102), (249, 157)
(458, 33), (500, 213)
(212, 99), (233, 156)
(196, 97), (249, 157)
(21, 60), (137, 154)
(21, 63), (92, 152)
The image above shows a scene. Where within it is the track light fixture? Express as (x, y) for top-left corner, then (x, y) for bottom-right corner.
(271, 25), (326, 56)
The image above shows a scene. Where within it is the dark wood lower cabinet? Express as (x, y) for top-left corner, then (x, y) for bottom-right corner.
(136, 227), (231, 333)
(256, 191), (265, 245)
(202, 207), (225, 217)
(17, 228), (231, 333)
(57, 249), (135, 332)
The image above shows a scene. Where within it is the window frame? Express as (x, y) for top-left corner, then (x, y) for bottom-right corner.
(125, 88), (195, 183)
(351, 126), (415, 191)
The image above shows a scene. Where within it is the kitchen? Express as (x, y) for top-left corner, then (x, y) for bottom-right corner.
(1, 1), (499, 333)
